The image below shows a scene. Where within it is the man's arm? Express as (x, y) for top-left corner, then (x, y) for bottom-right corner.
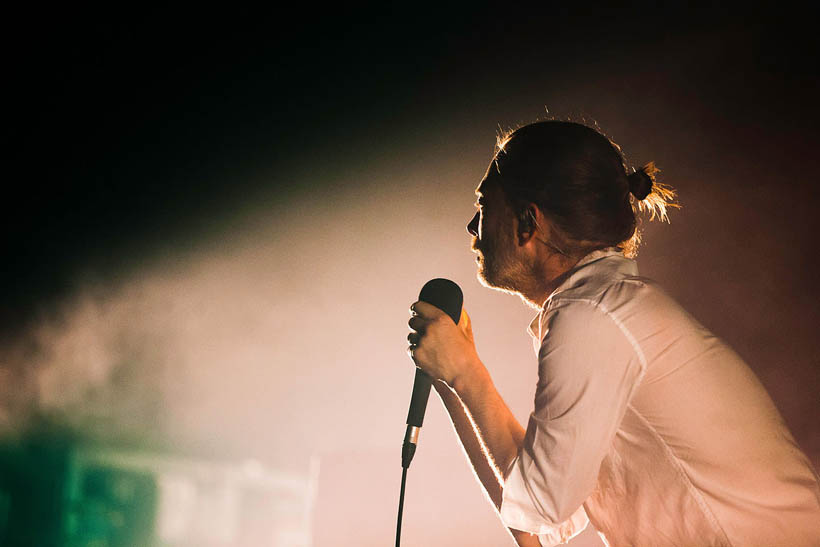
(434, 376), (542, 547)
(408, 303), (540, 545)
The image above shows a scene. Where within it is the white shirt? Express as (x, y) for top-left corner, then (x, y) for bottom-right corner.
(499, 248), (820, 546)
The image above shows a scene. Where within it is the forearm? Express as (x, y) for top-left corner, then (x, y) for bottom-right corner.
(434, 363), (538, 546)
(449, 361), (527, 494)
(408, 305), (539, 545)
(434, 377), (506, 507)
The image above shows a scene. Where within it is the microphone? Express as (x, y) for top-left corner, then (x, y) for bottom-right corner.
(402, 278), (463, 468)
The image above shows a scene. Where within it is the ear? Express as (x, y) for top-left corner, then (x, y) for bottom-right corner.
(516, 203), (539, 245)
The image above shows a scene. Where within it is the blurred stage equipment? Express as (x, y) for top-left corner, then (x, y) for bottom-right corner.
(0, 437), (317, 546)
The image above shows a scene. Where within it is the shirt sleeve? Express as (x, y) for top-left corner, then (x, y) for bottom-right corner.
(500, 299), (645, 545)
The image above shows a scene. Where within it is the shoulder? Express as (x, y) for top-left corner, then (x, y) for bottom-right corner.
(542, 294), (644, 354)
(538, 277), (656, 378)
(548, 253), (679, 330)
(547, 253), (650, 307)
(545, 268), (657, 341)
(534, 291), (648, 420)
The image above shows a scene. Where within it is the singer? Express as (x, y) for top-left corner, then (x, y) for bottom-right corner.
(406, 121), (820, 546)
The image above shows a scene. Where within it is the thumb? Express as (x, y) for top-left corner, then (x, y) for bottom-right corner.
(458, 308), (475, 342)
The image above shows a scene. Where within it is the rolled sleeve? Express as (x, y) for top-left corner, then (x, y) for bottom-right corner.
(502, 448), (589, 545)
(500, 298), (645, 544)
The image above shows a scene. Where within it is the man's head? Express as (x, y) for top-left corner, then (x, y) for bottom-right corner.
(467, 164), (527, 293)
(467, 120), (677, 304)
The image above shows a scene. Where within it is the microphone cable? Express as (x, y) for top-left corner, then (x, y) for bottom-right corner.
(395, 465), (408, 547)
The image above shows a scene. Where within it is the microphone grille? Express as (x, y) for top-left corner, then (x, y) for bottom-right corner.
(418, 278), (463, 324)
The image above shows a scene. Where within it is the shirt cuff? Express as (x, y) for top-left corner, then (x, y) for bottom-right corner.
(500, 456), (589, 546)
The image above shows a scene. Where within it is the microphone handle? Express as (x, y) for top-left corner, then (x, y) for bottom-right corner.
(402, 369), (432, 468)
(406, 368), (432, 427)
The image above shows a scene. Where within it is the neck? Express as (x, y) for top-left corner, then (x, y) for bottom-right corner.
(516, 251), (582, 309)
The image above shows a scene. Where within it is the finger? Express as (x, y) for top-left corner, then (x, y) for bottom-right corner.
(406, 344), (420, 362)
(408, 315), (427, 332)
(410, 300), (447, 321)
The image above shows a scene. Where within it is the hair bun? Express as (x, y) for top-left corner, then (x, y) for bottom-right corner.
(627, 162), (658, 200)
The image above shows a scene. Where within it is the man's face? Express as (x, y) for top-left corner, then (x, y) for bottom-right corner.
(467, 164), (523, 292)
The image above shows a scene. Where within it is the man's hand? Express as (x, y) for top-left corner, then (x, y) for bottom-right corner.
(407, 302), (481, 389)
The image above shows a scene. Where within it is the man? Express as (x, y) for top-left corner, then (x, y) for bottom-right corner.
(407, 121), (820, 546)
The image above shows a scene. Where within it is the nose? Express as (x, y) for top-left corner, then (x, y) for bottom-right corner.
(467, 211), (479, 237)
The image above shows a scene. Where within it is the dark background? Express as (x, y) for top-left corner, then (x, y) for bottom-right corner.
(7, 6), (818, 331)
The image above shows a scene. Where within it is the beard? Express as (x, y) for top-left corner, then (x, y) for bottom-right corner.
(474, 234), (530, 294)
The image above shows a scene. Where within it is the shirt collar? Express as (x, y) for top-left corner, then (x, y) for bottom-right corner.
(526, 247), (636, 341)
